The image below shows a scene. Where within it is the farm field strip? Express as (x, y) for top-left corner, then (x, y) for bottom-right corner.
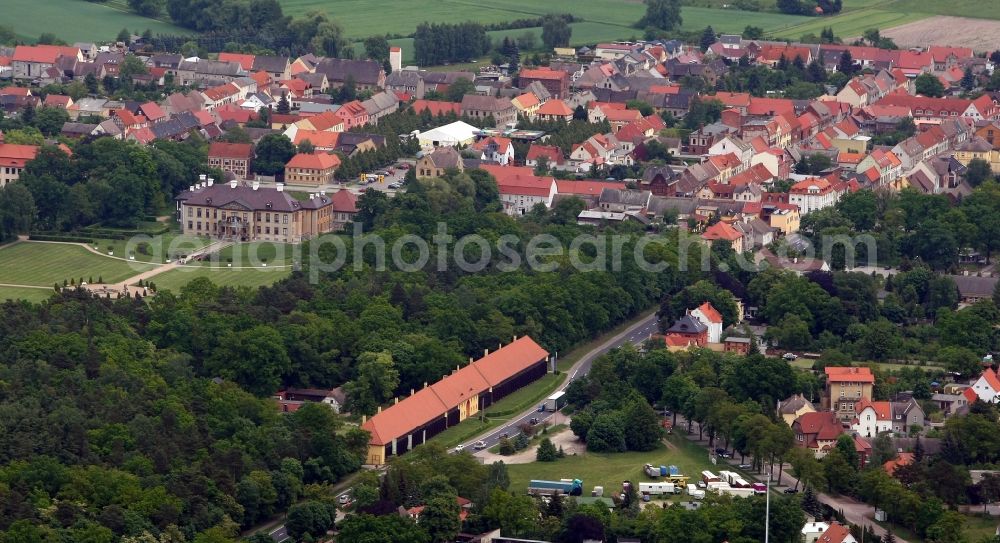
(4, 0), (190, 42)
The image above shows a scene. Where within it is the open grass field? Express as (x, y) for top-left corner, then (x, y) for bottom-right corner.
(4, 0), (190, 43)
(0, 242), (155, 287)
(770, 5), (931, 40)
(91, 234), (212, 264)
(0, 286), (55, 304)
(883, 16), (1000, 51)
(506, 433), (734, 497)
(206, 242), (298, 266)
(150, 266), (291, 293)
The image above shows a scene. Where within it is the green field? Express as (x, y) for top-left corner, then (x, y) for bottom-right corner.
(91, 234), (212, 264)
(150, 266), (291, 293)
(506, 433), (742, 497)
(206, 242), (298, 267)
(770, 5), (930, 39)
(890, 0), (1000, 20)
(4, 0), (190, 43)
(0, 286), (55, 304)
(0, 242), (155, 287)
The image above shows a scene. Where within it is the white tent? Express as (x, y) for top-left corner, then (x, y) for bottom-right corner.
(417, 121), (479, 148)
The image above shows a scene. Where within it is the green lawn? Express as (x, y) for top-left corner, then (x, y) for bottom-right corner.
(205, 242), (298, 267)
(0, 286), (56, 304)
(150, 266), (291, 293)
(770, 6), (931, 39)
(4, 0), (190, 42)
(890, 0), (1000, 20)
(0, 242), (156, 287)
(788, 358), (945, 372)
(91, 234), (212, 264)
(507, 433), (726, 497)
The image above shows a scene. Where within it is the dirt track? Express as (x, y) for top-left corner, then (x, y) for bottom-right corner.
(882, 16), (1000, 52)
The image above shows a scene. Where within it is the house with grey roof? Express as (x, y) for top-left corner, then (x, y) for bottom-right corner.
(362, 91), (400, 125)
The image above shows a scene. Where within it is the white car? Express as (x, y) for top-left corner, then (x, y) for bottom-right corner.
(782, 353), (798, 360)
(473, 440), (487, 450)
(453, 444), (465, 452)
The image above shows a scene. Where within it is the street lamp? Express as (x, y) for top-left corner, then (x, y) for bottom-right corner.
(765, 472), (771, 543)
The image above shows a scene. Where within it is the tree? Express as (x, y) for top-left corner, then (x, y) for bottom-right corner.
(915, 73), (945, 98)
(336, 514), (429, 543)
(516, 31), (536, 51)
(116, 28), (130, 43)
(541, 15), (572, 49)
(961, 66), (976, 92)
(33, 107), (70, 137)
(481, 489), (538, 538)
(837, 49), (856, 75)
(208, 325), (291, 396)
(276, 95), (290, 114)
(445, 78), (475, 102)
(421, 496), (461, 543)
(586, 411), (625, 452)
(777, 0), (804, 14)
(536, 437), (557, 461)
(286, 501), (335, 541)
(700, 26), (717, 52)
(743, 25), (764, 39)
(254, 134), (296, 176)
(0, 183), (36, 241)
(364, 35), (391, 65)
(622, 396), (662, 451)
(965, 158), (993, 187)
(128, 0), (163, 17)
(119, 54), (147, 79)
(638, 0), (682, 31)
(345, 351), (400, 416)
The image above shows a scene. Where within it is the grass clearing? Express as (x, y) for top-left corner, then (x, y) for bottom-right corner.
(205, 242), (298, 266)
(788, 358), (945, 372)
(770, 7), (930, 39)
(149, 266), (291, 293)
(0, 242), (155, 287)
(890, 0), (1000, 20)
(0, 286), (56, 304)
(506, 433), (724, 497)
(90, 234), (212, 264)
(4, 0), (190, 42)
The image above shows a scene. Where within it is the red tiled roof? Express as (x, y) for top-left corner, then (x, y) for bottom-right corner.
(140, 101), (166, 121)
(748, 97), (795, 117)
(129, 127), (156, 144)
(604, 108), (643, 122)
(818, 523), (853, 543)
(526, 144), (563, 165)
(208, 142), (253, 159)
(981, 368), (1000, 392)
(555, 180), (626, 195)
(0, 143), (39, 168)
(480, 165), (555, 198)
(795, 411), (844, 441)
(712, 92), (752, 108)
(884, 452), (914, 476)
(536, 99), (573, 117)
(855, 399), (891, 420)
(330, 189), (357, 213)
(696, 302), (723, 324)
(362, 386), (448, 446)
(0, 87), (30, 97)
(470, 336), (549, 386)
(304, 110), (344, 131)
(250, 70), (271, 87)
(12, 45), (79, 64)
(825, 366), (875, 384)
(520, 68), (568, 81)
(471, 136), (512, 152)
(286, 152), (340, 170)
(964, 387), (979, 403)
(702, 221), (742, 242)
(293, 130), (340, 149)
(411, 99), (462, 116)
(43, 94), (71, 108)
(218, 52), (256, 70)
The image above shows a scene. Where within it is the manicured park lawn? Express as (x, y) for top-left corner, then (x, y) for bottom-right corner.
(506, 433), (727, 497)
(205, 242), (298, 266)
(0, 242), (155, 287)
(0, 286), (55, 304)
(4, 0), (189, 42)
(91, 234), (212, 264)
(150, 266), (291, 293)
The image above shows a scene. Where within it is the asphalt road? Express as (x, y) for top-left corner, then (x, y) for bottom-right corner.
(268, 524), (288, 543)
(460, 312), (660, 452)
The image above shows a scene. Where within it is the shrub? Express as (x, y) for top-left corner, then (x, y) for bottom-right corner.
(536, 438), (557, 462)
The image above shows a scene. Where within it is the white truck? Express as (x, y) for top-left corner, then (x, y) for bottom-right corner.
(718, 486), (755, 498)
(638, 482), (679, 496)
(686, 484), (705, 500)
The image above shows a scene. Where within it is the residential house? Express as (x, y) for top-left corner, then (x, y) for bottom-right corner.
(284, 152), (341, 186)
(472, 137), (515, 165)
(535, 99), (574, 122)
(511, 92), (542, 120)
(852, 398), (926, 438)
(0, 141), (39, 187)
(777, 394), (816, 427)
(11, 45), (81, 79)
(598, 188), (651, 213)
(252, 55), (291, 81)
(207, 142), (254, 179)
(175, 181), (342, 242)
(416, 147), (464, 178)
(385, 70), (425, 99)
(690, 302), (724, 343)
(789, 177), (843, 214)
(525, 144), (564, 169)
(175, 59), (246, 85)
(702, 221), (744, 253)
(816, 523), (858, 543)
(949, 274), (998, 306)
(640, 165), (679, 196)
(314, 58), (385, 91)
(519, 67), (570, 98)
(480, 165), (557, 216)
(334, 100), (370, 130)
(460, 95), (517, 127)
(410, 99), (462, 117)
(875, 94), (997, 123)
(275, 387), (347, 413)
(664, 313), (708, 349)
(970, 368), (1000, 403)
(824, 366), (875, 422)
(361, 91), (400, 125)
(792, 411), (845, 458)
(856, 149), (903, 186)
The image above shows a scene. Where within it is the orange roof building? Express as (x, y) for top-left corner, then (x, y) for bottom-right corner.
(284, 152), (341, 186)
(361, 336), (549, 465)
(0, 143), (39, 187)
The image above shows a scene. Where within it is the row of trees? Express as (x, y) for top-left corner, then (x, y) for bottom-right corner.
(413, 22), (492, 66)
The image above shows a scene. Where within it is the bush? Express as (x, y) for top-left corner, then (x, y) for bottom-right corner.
(498, 437), (515, 455)
(28, 234), (94, 243)
(537, 438), (557, 462)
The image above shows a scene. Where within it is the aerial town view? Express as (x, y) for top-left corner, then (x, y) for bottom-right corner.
(6, 0), (1000, 542)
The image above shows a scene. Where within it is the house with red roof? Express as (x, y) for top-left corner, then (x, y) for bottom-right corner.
(110, 109), (149, 137)
(0, 141), (39, 187)
(410, 99), (462, 117)
(702, 221), (744, 253)
(480, 165), (558, 215)
(876, 94), (997, 122)
(12, 45), (81, 79)
(42, 94), (73, 110)
(525, 144), (564, 169)
(208, 142), (254, 179)
(472, 137), (515, 165)
(361, 336), (549, 464)
(816, 523), (858, 543)
(218, 52), (256, 71)
(789, 176), (844, 214)
(138, 101), (167, 123)
(792, 411), (845, 458)
(519, 67), (569, 98)
(334, 100), (370, 129)
(856, 149), (903, 187)
(824, 366), (875, 421)
(971, 368), (1000, 403)
(587, 101), (627, 123)
(884, 452), (915, 476)
(691, 301), (724, 342)
(202, 83), (241, 110)
(535, 99), (574, 122)
(604, 108), (644, 133)
(511, 92), (541, 120)
(285, 152), (341, 186)
(929, 46), (973, 71)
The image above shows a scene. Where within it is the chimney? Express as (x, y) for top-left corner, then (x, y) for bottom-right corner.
(394, 397), (399, 404)
(276, 183), (284, 192)
(309, 193), (315, 199)
(199, 174), (207, 182)
(424, 382), (428, 389)
(189, 185), (195, 191)
(252, 181), (260, 190)
(484, 349), (489, 356)
(207, 178), (214, 187)
(411, 388), (415, 395)
(469, 357), (473, 365)
(229, 180), (238, 189)
(361, 415), (367, 423)
(377, 406), (382, 413)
